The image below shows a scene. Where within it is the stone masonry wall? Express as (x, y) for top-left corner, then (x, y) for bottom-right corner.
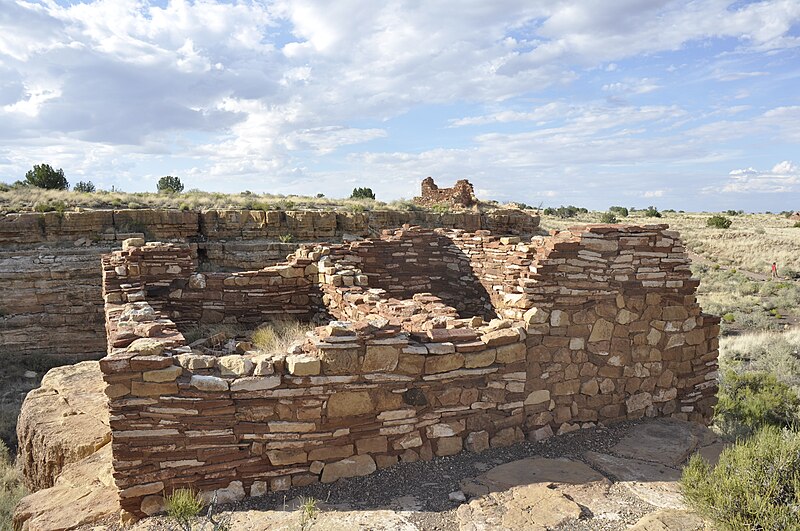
(0, 209), (539, 358)
(98, 224), (718, 519)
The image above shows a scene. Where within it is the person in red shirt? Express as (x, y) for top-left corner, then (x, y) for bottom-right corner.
(771, 262), (778, 280)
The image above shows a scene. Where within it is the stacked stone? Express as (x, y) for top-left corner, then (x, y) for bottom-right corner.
(521, 224), (719, 438)
(413, 177), (478, 208)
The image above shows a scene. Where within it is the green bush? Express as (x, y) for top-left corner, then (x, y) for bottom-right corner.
(707, 215), (732, 229)
(681, 426), (800, 530)
(644, 205), (661, 218)
(715, 371), (800, 438)
(33, 200), (66, 213)
(609, 206), (629, 217)
(543, 205), (588, 218)
(793, 222), (800, 228)
(73, 181), (95, 193)
(722, 313), (735, 323)
(24, 163), (68, 190)
(157, 175), (184, 194)
(599, 211), (618, 223)
(350, 187), (375, 200)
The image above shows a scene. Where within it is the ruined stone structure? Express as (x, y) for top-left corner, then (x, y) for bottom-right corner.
(0, 208), (536, 359)
(97, 223), (719, 518)
(414, 177), (479, 208)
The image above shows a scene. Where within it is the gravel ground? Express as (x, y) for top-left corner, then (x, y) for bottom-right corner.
(83, 419), (660, 531)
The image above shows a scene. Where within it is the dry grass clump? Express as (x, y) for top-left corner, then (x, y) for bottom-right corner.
(251, 319), (313, 354)
(0, 441), (26, 530)
(719, 328), (800, 393)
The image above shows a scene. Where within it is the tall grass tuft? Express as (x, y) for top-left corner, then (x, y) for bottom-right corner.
(252, 319), (313, 354)
(0, 441), (27, 529)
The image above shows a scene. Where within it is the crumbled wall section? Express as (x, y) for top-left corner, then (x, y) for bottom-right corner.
(98, 224), (718, 519)
(414, 177), (478, 208)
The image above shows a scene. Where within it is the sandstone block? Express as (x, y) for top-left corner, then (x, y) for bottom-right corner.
(550, 310), (569, 327)
(481, 328), (520, 347)
(231, 376), (281, 392)
(309, 444), (354, 461)
(464, 349), (496, 368)
(589, 319), (614, 342)
(270, 477), (291, 492)
(127, 338), (167, 356)
(176, 353), (216, 369)
(626, 392), (653, 413)
(532, 424), (554, 441)
(131, 381), (177, 397)
(524, 307), (549, 324)
(141, 495), (165, 516)
(218, 355), (254, 377)
(524, 390), (550, 405)
(375, 454), (399, 469)
(286, 354), (320, 376)
(426, 420), (465, 439)
(491, 427), (523, 448)
(190, 374), (229, 392)
(142, 365), (182, 383)
(327, 391), (374, 417)
(356, 436), (388, 454)
(496, 342), (525, 363)
(580, 379), (600, 397)
(435, 436), (463, 456)
(252, 355), (276, 376)
(363, 345), (400, 372)
(465, 430), (490, 452)
(425, 353), (464, 374)
(320, 455), (377, 483)
(319, 347), (360, 375)
(200, 481), (245, 505)
(267, 450), (308, 466)
(393, 431), (423, 450)
(250, 481), (268, 497)
(120, 481), (164, 498)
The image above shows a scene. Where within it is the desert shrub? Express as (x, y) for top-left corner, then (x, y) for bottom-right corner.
(299, 496), (319, 531)
(0, 440), (26, 529)
(543, 205), (588, 218)
(24, 163), (68, 190)
(609, 206), (629, 217)
(722, 313), (735, 323)
(794, 222), (800, 228)
(33, 200), (66, 213)
(350, 187), (375, 200)
(681, 426), (800, 530)
(714, 370), (800, 439)
(0, 183), (10, 192)
(73, 181), (95, 193)
(157, 175), (184, 194)
(599, 211), (618, 223)
(643, 205), (661, 218)
(431, 203), (450, 214)
(252, 319), (313, 354)
(166, 488), (202, 530)
(707, 215), (732, 229)
(278, 234), (294, 243)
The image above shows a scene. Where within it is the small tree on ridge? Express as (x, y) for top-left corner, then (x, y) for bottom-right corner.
(24, 164), (68, 190)
(157, 176), (184, 194)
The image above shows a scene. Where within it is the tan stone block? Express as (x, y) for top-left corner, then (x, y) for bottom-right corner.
(435, 436), (463, 456)
(270, 477), (292, 492)
(127, 338), (167, 356)
(580, 379), (599, 397)
(267, 450), (308, 466)
(524, 390), (550, 405)
(490, 427), (523, 448)
(465, 430), (490, 452)
(396, 354), (425, 375)
(482, 328), (521, 347)
(308, 444), (354, 461)
(662, 306), (689, 320)
(363, 345), (400, 372)
(496, 342), (525, 363)
(425, 353), (465, 374)
(310, 461), (325, 474)
(105, 383), (130, 399)
(426, 420), (465, 439)
(393, 431), (423, 450)
(626, 392), (653, 413)
(327, 391), (374, 417)
(588, 319), (614, 342)
(375, 454), (399, 469)
(524, 307), (549, 324)
(553, 379), (580, 396)
(250, 481), (268, 497)
(356, 436), (388, 454)
(120, 481), (164, 498)
(231, 376), (281, 392)
(218, 355), (254, 377)
(143, 365), (182, 382)
(320, 455), (376, 483)
(599, 378), (615, 394)
(550, 310), (569, 327)
(686, 329), (706, 346)
(464, 349), (496, 368)
(319, 348), (360, 375)
(131, 381), (178, 397)
(190, 374), (228, 391)
(140, 495), (165, 516)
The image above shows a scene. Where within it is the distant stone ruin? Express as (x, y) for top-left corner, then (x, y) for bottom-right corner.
(414, 177), (479, 208)
(97, 223), (719, 519)
(789, 211), (800, 221)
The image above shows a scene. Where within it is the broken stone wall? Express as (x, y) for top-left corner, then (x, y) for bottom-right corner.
(97, 224), (718, 518)
(0, 209), (539, 358)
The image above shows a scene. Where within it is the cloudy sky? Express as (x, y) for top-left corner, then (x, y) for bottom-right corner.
(1, 0), (799, 210)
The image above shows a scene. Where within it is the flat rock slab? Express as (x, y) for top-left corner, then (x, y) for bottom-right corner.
(629, 509), (710, 531)
(610, 419), (717, 467)
(14, 444), (118, 531)
(229, 508), (421, 531)
(584, 451), (685, 509)
(457, 484), (583, 531)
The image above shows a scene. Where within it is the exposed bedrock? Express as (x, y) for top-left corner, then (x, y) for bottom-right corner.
(16, 360), (110, 492)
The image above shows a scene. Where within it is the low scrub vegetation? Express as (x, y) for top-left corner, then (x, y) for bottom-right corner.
(714, 370), (800, 439)
(0, 441), (26, 530)
(682, 426), (800, 530)
(599, 211), (617, 223)
(706, 215), (732, 229)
